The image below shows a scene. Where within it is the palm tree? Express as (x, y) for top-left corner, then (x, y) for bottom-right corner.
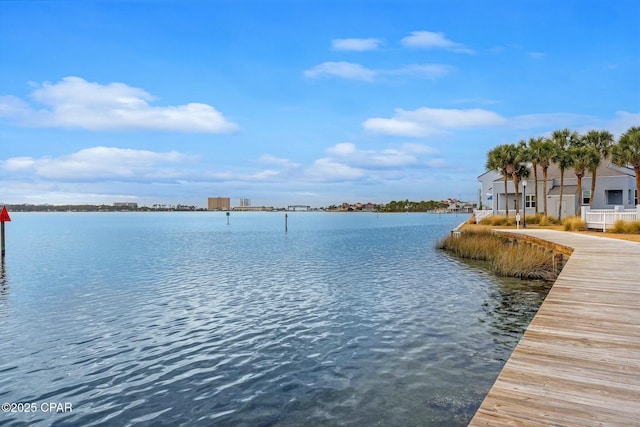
(504, 142), (528, 216)
(551, 128), (579, 221)
(486, 145), (510, 218)
(569, 144), (600, 216)
(531, 137), (556, 217)
(583, 130), (614, 207)
(526, 137), (545, 215)
(611, 126), (640, 207)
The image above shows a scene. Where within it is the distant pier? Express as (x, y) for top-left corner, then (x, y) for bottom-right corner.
(287, 205), (311, 211)
(470, 229), (640, 426)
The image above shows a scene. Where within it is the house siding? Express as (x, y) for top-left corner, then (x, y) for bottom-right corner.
(478, 162), (636, 218)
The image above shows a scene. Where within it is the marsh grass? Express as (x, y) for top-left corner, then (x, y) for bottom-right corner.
(479, 216), (516, 226)
(437, 229), (502, 260)
(437, 229), (557, 281)
(478, 214), (560, 227)
(492, 245), (556, 280)
(562, 216), (587, 231)
(610, 219), (640, 234)
(537, 215), (558, 226)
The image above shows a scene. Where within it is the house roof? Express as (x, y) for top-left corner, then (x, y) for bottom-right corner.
(547, 185), (578, 196)
(484, 160), (635, 184)
(538, 161), (633, 181)
(477, 169), (502, 179)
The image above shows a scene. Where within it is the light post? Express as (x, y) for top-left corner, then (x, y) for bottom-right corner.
(522, 180), (527, 229)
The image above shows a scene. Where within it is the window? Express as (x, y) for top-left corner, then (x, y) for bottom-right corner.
(582, 190), (590, 205)
(606, 189), (623, 205)
(525, 194), (536, 208)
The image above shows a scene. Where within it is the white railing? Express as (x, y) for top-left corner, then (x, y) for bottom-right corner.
(473, 209), (493, 223)
(582, 206), (640, 231)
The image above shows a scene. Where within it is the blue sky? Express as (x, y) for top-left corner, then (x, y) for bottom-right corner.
(1, 0), (639, 208)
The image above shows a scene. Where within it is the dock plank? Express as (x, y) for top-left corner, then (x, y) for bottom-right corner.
(469, 230), (640, 427)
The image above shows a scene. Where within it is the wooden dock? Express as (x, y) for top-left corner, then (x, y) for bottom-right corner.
(469, 229), (640, 427)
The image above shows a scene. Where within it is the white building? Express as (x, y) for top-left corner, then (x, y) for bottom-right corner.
(478, 162), (637, 218)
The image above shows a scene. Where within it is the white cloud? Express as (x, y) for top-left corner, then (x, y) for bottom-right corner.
(258, 154), (300, 168)
(399, 107), (507, 127)
(2, 146), (194, 181)
(400, 31), (474, 54)
(363, 117), (433, 137)
(304, 62), (453, 82)
(304, 141), (438, 183)
(348, 143), (435, 167)
(305, 158), (366, 182)
(383, 64), (454, 79)
(0, 76), (239, 133)
(365, 108), (640, 140)
(608, 111), (640, 137)
(331, 38), (383, 51)
(508, 111), (640, 138)
(0, 95), (31, 117)
(509, 112), (597, 130)
(317, 141), (437, 170)
(364, 107), (507, 137)
(0, 183), (143, 205)
(4, 156), (36, 171)
(304, 62), (377, 81)
(249, 170), (281, 181)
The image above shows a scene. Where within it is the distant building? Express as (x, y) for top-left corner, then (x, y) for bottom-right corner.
(208, 197), (231, 210)
(113, 202), (138, 209)
(239, 198), (251, 207)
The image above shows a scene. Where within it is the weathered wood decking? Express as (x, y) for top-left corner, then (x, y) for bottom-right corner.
(469, 229), (640, 427)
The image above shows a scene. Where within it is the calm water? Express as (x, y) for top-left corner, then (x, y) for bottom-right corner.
(0, 212), (551, 426)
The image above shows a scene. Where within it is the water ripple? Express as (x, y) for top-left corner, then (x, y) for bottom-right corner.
(0, 213), (550, 426)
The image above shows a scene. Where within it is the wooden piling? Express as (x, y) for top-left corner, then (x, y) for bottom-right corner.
(0, 206), (11, 258)
(1, 222), (5, 258)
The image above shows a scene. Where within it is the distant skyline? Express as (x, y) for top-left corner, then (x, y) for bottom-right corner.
(1, 0), (639, 208)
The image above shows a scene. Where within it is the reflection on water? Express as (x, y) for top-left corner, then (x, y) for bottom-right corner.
(0, 213), (552, 426)
(0, 258), (7, 315)
(483, 276), (551, 358)
(458, 258), (552, 356)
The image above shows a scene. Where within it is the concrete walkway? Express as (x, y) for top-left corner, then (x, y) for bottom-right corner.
(469, 229), (640, 427)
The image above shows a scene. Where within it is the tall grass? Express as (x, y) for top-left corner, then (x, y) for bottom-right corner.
(437, 229), (502, 260)
(492, 245), (556, 280)
(437, 229), (557, 281)
(478, 216), (516, 226)
(537, 215), (558, 226)
(610, 219), (640, 234)
(478, 214), (560, 227)
(562, 216), (587, 231)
